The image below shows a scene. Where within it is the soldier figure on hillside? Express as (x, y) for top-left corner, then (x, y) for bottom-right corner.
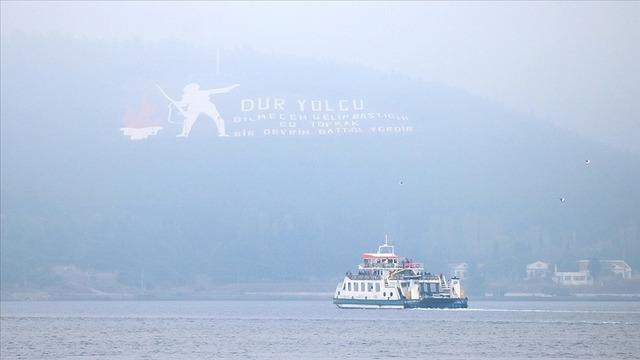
(159, 83), (239, 138)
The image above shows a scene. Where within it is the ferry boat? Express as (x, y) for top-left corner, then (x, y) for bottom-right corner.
(333, 236), (468, 309)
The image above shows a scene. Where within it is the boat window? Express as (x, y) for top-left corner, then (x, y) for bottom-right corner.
(348, 283), (352, 291)
(375, 283), (380, 292)
(383, 292), (386, 297)
(379, 245), (393, 254)
(342, 283), (346, 290)
(368, 283), (373, 291)
(360, 282), (365, 292)
(390, 292), (394, 297)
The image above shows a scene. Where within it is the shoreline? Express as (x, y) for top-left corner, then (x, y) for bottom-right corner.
(2, 294), (640, 302)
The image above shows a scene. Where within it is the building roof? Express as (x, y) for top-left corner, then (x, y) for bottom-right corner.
(601, 260), (631, 269)
(449, 263), (468, 269)
(527, 261), (549, 269)
(578, 259), (632, 270)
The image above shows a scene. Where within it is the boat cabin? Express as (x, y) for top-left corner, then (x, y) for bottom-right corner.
(361, 237), (400, 269)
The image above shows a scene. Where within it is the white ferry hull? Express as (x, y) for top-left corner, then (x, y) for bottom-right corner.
(333, 298), (405, 309)
(335, 303), (405, 309)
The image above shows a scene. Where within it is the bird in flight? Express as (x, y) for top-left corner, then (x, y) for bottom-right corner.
(559, 197), (566, 203)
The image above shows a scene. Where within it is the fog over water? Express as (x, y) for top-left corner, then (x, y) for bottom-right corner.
(2, 3), (640, 360)
(0, 2), (639, 298)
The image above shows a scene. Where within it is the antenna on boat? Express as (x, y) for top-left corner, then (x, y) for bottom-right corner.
(385, 233), (390, 245)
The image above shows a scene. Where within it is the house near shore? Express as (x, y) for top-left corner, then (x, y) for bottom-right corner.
(526, 261), (550, 280)
(577, 260), (633, 279)
(449, 263), (469, 279)
(552, 265), (593, 286)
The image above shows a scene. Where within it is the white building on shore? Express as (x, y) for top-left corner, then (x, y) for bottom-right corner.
(552, 265), (593, 286)
(526, 261), (550, 280)
(449, 263), (469, 279)
(577, 260), (633, 279)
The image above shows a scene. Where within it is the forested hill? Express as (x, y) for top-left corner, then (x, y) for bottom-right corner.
(1, 36), (638, 292)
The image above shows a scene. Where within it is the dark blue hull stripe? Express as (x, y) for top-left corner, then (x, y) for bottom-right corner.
(334, 297), (468, 309)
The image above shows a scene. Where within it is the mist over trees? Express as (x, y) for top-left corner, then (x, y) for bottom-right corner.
(1, 36), (639, 293)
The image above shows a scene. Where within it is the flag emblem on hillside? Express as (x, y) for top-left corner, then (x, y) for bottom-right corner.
(120, 99), (163, 140)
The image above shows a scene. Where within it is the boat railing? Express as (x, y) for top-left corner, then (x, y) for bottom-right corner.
(403, 262), (423, 269)
(421, 275), (442, 281)
(360, 262), (424, 269)
(346, 273), (382, 281)
(389, 274), (441, 281)
(360, 263), (398, 269)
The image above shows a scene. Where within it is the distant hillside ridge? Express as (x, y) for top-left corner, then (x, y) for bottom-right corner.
(1, 36), (638, 292)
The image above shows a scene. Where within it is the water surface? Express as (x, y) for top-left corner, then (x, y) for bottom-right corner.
(2, 300), (639, 359)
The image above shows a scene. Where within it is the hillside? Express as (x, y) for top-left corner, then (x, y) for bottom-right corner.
(1, 36), (639, 296)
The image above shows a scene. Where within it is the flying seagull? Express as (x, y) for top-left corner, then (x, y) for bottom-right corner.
(585, 159), (591, 165)
(399, 180), (404, 186)
(559, 197), (566, 203)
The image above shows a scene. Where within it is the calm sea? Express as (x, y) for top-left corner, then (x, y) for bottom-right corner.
(1, 300), (639, 359)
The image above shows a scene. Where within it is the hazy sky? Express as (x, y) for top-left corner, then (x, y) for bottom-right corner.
(2, 1), (639, 153)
